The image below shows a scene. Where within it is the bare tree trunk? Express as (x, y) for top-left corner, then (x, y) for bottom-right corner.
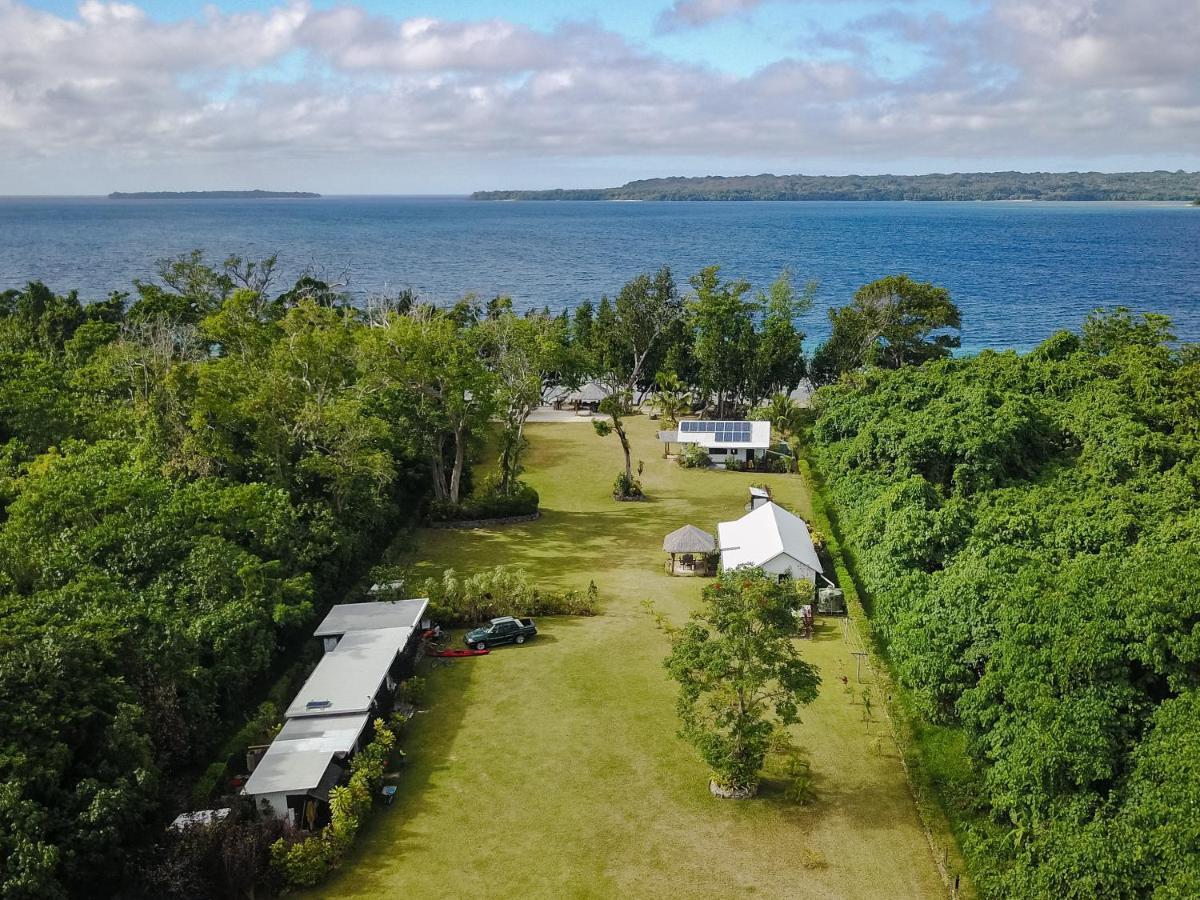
(449, 423), (467, 504)
(498, 432), (514, 495)
(613, 416), (633, 483)
(430, 435), (448, 502)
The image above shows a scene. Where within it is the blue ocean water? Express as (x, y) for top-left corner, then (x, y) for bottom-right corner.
(2, 196), (1198, 352)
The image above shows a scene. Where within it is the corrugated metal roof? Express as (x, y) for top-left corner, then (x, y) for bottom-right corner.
(313, 599), (429, 637)
(286, 627), (412, 718)
(717, 501), (823, 574)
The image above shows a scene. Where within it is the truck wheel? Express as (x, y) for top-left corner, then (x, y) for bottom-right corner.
(515, 635), (525, 645)
(475, 641), (487, 651)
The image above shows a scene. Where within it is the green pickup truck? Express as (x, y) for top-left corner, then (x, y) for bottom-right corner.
(464, 616), (537, 650)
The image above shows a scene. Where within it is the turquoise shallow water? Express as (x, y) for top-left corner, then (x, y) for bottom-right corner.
(2, 196), (1197, 351)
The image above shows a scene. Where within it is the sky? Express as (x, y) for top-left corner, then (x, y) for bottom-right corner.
(1, 0), (1198, 194)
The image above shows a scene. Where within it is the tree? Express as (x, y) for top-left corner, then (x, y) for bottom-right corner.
(592, 392), (641, 497)
(128, 250), (235, 324)
(588, 269), (683, 494)
(746, 271), (815, 406)
(592, 268), (684, 399)
(661, 570), (820, 795)
(479, 312), (564, 494)
(688, 266), (755, 417)
(811, 274), (960, 383)
(652, 371), (691, 428)
(754, 394), (804, 471)
(363, 307), (494, 505)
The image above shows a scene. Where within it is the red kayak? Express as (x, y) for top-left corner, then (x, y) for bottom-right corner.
(431, 648), (490, 657)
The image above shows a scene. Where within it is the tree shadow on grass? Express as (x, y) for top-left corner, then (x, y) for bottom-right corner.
(315, 653), (478, 896)
(755, 766), (922, 836)
(810, 620), (844, 642)
(412, 506), (694, 577)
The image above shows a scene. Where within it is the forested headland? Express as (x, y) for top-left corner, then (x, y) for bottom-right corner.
(472, 170), (1200, 201)
(108, 191), (321, 200)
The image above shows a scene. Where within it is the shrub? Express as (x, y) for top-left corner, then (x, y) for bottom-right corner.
(725, 457), (747, 472)
(808, 528), (828, 552)
(612, 471), (643, 499)
(677, 444), (711, 468)
(396, 676), (427, 707)
(271, 718), (397, 890)
(759, 455), (793, 473)
(428, 480), (539, 523)
(419, 566), (600, 625)
(139, 812), (290, 899)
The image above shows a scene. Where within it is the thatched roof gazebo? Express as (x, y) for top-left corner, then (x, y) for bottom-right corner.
(663, 525), (717, 576)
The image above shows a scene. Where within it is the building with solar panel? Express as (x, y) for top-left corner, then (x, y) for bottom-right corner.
(657, 419), (772, 466)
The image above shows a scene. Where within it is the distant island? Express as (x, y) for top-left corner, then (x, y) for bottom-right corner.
(472, 170), (1200, 202)
(108, 190), (320, 200)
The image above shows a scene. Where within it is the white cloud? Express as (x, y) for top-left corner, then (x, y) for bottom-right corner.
(655, 0), (767, 32)
(0, 0), (1196, 192)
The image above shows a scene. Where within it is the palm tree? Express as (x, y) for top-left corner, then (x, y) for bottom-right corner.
(762, 394), (804, 472)
(653, 372), (691, 427)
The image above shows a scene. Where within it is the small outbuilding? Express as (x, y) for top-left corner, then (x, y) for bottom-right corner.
(663, 524), (717, 575)
(314, 597), (429, 653)
(658, 419), (772, 466)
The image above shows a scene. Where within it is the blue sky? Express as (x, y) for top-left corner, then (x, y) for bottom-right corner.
(2, 0), (1197, 193)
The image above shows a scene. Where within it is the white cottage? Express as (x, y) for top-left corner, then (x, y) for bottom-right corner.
(658, 419), (772, 465)
(717, 501), (824, 583)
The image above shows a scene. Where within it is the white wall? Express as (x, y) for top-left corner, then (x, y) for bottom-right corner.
(255, 792), (292, 821)
(761, 553), (817, 583)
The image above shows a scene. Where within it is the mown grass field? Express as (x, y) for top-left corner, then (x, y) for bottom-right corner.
(315, 415), (947, 899)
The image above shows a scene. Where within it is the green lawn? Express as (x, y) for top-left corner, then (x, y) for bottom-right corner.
(315, 415), (947, 899)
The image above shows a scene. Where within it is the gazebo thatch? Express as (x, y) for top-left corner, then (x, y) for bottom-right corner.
(663, 525), (716, 576)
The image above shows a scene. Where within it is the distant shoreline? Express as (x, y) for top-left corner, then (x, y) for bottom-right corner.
(472, 170), (1200, 202)
(108, 190), (320, 200)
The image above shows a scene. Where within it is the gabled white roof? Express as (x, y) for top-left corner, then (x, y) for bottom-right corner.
(717, 501), (823, 573)
(313, 599), (429, 637)
(286, 627), (412, 718)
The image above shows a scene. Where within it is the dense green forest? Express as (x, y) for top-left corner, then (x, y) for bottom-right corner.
(0, 260), (560, 897)
(472, 170), (1200, 201)
(807, 310), (1200, 897)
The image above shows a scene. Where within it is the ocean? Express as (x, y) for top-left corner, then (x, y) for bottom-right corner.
(2, 196), (1198, 352)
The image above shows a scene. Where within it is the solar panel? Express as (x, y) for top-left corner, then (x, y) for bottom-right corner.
(679, 420), (754, 442)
